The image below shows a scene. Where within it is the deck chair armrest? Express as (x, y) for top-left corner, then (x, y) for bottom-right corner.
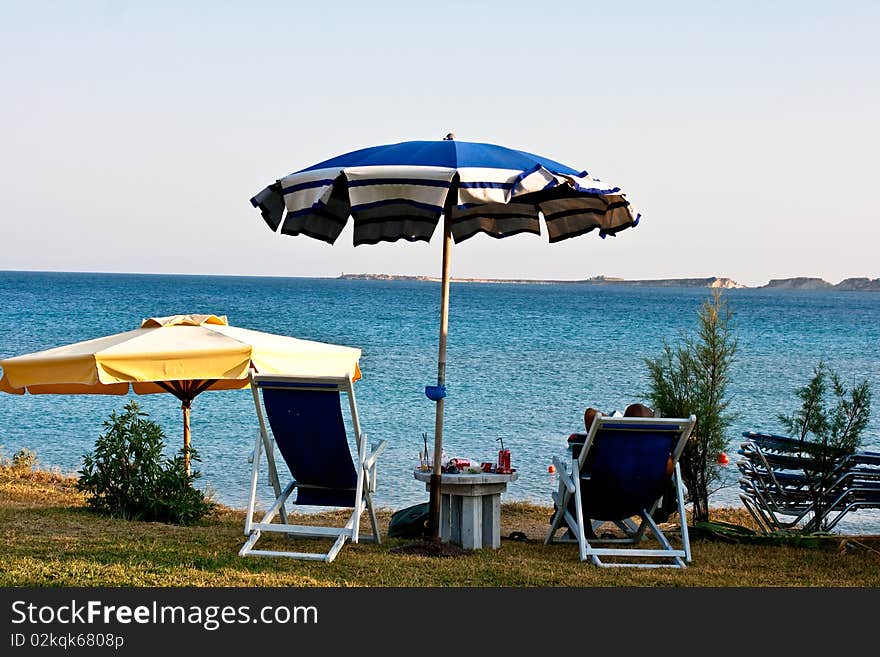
(552, 456), (577, 494)
(551, 455), (568, 473)
(364, 439), (388, 470)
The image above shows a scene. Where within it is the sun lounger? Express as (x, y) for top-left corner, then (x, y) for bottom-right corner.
(545, 415), (696, 568)
(239, 371), (387, 562)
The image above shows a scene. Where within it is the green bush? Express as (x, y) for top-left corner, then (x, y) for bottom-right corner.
(77, 401), (214, 525)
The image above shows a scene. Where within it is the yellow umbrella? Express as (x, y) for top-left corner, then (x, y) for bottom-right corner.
(0, 313), (362, 472)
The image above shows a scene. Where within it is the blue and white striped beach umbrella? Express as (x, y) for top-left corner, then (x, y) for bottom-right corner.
(251, 135), (639, 246)
(250, 135), (641, 539)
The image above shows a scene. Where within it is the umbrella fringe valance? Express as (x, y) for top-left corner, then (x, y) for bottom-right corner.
(252, 170), (638, 246)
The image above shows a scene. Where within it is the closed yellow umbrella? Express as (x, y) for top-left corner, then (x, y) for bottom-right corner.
(0, 314), (362, 472)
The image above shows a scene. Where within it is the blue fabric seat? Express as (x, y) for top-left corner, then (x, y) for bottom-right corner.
(262, 386), (359, 508)
(579, 424), (681, 520)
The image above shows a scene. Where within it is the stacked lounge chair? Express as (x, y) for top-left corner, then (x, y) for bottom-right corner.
(738, 432), (880, 533)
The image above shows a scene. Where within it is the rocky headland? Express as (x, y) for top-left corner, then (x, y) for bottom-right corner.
(582, 275), (745, 289)
(760, 277), (833, 290)
(834, 277), (880, 291)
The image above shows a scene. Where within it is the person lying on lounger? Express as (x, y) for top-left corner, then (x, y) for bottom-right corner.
(568, 402), (654, 444)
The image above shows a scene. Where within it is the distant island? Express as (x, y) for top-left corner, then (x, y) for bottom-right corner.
(338, 273), (880, 291)
(761, 277), (880, 291)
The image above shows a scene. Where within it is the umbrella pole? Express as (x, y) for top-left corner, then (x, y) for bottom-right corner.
(182, 399), (192, 476)
(428, 204), (454, 538)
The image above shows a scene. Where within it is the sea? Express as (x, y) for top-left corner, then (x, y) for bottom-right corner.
(1, 271), (878, 533)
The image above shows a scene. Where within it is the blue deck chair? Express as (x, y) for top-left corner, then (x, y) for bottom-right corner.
(239, 371), (387, 562)
(545, 414), (696, 568)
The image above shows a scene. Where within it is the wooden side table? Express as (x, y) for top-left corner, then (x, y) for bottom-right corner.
(413, 470), (518, 549)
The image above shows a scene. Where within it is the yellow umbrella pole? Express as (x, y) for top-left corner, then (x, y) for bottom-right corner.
(182, 399), (192, 475)
(157, 379), (217, 476)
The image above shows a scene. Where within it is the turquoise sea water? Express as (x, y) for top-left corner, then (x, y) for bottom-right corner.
(1, 271), (878, 532)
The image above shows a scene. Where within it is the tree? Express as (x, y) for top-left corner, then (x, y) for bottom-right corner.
(645, 289), (738, 523)
(778, 361), (871, 532)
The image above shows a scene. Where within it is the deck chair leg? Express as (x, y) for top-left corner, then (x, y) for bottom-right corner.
(545, 496), (567, 543)
(544, 495), (564, 545)
(545, 456), (575, 544)
(572, 468), (589, 562)
(364, 489), (381, 544)
(325, 534), (349, 563)
(545, 503), (562, 543)
(674, 463), (691, 562)
(350, 431), (369, 544)
(262, 431), (288, 525)
(244, 430), (264, 536)
(563, 510), (580, 541)
(325, 511), (361, 563)
(239, 529), (262, 557)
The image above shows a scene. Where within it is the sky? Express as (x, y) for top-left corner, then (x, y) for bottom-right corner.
(0, 1), (878, 288)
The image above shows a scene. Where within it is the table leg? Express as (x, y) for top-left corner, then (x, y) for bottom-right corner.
(483, 493), (501, 549)
(459, 495), (482, 549)
(440, 493), (452, 542)
(450, 494), (463, 544)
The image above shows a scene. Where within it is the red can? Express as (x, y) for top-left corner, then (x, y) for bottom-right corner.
(498, 449), (511, 471)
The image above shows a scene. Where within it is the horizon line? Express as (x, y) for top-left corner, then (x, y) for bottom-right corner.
(1, 268), (878, 288)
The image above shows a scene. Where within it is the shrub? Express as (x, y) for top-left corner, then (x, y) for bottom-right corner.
(778, 361), (871, 532)
(1, 446), (38, 472)
(645, 289), (738, 523)
(77, 401), (214, 525)
(11, 447), (38, 472)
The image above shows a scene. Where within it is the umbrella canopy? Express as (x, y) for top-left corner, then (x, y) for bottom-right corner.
(250, 136), (641, 537)
(0, 313), (362, 471)
(252, 137), (639, 246)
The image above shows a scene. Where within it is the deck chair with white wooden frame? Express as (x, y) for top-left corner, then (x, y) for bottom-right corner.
(240, 371), (387, 562)
(545, 414), (696, 568)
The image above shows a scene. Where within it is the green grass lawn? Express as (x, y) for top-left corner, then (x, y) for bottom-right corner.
(2, 466), (879, 587)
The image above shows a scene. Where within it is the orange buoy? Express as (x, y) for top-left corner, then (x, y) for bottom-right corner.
(548, 464), (556, 473)
(717, 452), (730, 466)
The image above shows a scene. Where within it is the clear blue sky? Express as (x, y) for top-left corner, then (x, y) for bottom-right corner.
(1, 1), (877, 287)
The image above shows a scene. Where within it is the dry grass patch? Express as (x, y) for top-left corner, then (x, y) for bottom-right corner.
(0, 465), (83, 509)
(1, 466), (879, 587)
